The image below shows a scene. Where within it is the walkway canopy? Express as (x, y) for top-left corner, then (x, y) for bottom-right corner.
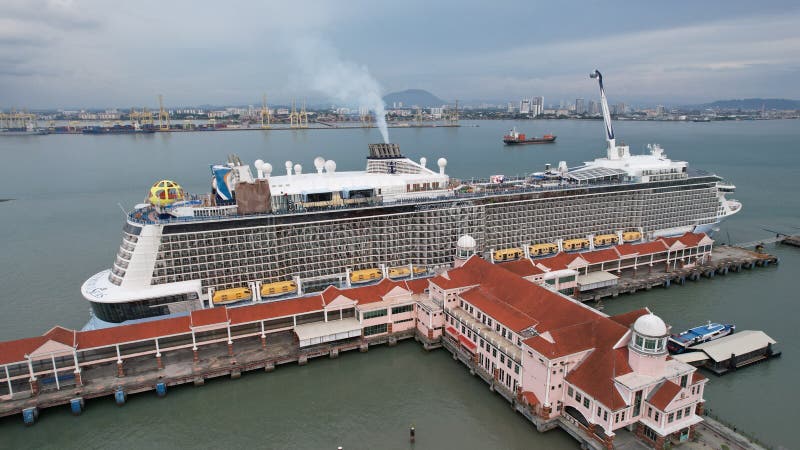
(294, 318), (361, 348)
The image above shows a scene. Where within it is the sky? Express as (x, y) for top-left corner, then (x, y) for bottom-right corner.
(1, 0), (799, 109)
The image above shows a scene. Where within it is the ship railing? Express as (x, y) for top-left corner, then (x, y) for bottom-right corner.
(124, 177), (667, 225)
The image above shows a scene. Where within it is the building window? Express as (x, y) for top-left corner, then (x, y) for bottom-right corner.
(677, 409), (683, 420)
(391, 304), (414, 314)
(493, 349), (497, 358)
(583, 398), (590, 409)
(363, 323), (388, 336)
(680, 374), (688, 388)
(614, 413), (620, 424)
(363, 309), (387, 319)
(685, 406), (691, 417)
(654, 412), (660, 422)
(642, 425), (658, 443)
(603, 411), (608, 422)
(575, 393), (582, 403)
(597, 407), (602, 417)
(500, 354), (505, 363)
(568, 387), (574, 397)
(648, 407), (652, 418)
(668, 413), (674, 423)
(514, 364), (519, 375)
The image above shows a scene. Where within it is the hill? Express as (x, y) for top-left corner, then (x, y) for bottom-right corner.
(383, 89), (446, 108)
(686, 98), (800, 111)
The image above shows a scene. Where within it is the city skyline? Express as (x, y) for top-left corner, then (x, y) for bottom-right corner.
(1, 1), (799, 108)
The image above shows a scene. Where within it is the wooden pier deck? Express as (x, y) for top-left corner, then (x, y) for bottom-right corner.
(576, 246), (778, 303)
(0, 329), (414, 421)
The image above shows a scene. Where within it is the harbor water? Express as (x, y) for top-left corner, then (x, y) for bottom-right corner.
(0, 119), (797, 448)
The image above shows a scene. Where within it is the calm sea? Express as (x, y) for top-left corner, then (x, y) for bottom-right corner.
(0, 119), (797, 448)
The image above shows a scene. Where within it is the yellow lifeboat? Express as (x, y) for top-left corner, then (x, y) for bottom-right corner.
(493, 247), (523, 262)
(622, 231), (642, 243)
(350, 268), (383, 284)
(563, 238), (590, 252)
(388, 266), (411, 279)
(593, 234), (619, 247)
(212, 287), (252, 305)
(413, 266), (427, 275)
(260, 280), (297, 298)
(529, 242), (558, 257)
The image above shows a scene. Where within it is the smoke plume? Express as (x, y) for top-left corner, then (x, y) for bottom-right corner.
(292, 37), (389, 143)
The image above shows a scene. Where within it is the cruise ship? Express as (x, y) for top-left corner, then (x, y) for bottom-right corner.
(82, 71), (742, 324)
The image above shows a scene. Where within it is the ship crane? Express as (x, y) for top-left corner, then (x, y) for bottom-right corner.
(590, 70), (628, 159)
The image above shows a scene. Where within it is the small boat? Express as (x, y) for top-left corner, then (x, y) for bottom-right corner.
(493, 247), (523, 262)
(503, 127), (556, 145)
(387, 266), (428, 279)
(668, 322), (736, 353)
(593, 234), (619, 247)
(350, 268), (383, 284)
(212, 287), (252, 305)
(622, 231), (642, 242)
(260, 280), (297, 298)
(563, 238), (590, 252)
(529, 242), (558, 257)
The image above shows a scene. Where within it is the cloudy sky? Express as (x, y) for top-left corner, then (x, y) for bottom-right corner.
(2, 0), (799, 108)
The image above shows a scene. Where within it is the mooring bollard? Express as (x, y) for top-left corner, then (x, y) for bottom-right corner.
(410, 425), (416, 443)
(115, 389), (127, 405)
(70, 397), (85, 416)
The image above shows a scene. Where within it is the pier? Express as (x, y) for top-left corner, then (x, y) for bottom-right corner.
(575, 245), (778, 303)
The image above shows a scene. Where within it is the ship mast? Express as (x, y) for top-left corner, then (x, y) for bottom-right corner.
(590, 70), (618, 158)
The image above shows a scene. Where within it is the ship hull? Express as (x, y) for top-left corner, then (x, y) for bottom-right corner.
(503, 136), (557, 145)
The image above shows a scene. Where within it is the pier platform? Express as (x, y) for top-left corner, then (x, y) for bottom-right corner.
(575, 246), (778, 303)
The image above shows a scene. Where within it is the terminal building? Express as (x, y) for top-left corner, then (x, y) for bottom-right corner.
(1, 236), (712, 449)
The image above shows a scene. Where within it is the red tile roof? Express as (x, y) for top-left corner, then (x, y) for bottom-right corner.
(581, 248), (621, 264)
(190, 307), (230, 327)
(0, 336), (48, 364)
(526, 317), (628, 359)
(499, 259), (545, 277)
(628, 240), (669, 255)
(691, 371), (707, 384)
(461, 287), (538, 332)
(535, 252), (585, 271)
(522, 391), (540, 406)
(43, 326), (77, 347)
(566, 347), (632, 410)
(609, 308), (650, 328)
(402, 278), (430, 294)
(323, 279), (409, 305)
(458, 335), (477, 352)
(228, 295), (324, 325)
(77, 316), (192, 349)
(648, 380), (682, 411)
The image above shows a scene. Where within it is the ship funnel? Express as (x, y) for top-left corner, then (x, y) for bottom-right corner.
(285, 161), (293, 176)
(314, 156), (325, 173)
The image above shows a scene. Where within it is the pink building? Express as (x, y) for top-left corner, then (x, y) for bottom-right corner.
(433, 255), (707, 450)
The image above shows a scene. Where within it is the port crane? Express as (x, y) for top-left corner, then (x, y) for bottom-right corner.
(260, 94), (271, 129)
(158, 95), (170, 131)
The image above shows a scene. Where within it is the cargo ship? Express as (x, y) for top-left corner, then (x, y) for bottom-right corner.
(668, 322), (736, 353)
(502, 127), (556, 145)
(81, 70), (741, 326)
(82, 124), (157, 134)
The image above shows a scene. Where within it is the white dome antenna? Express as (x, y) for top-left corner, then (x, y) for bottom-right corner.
(294, 164), (303, 175)
(324, 160), (337, 173)
(420, 157), (427, 168)
(437, 157), (447, 174)
(254, 159), (264, 178)
(314, 156), (325, 173)
(285, 161), (293, 176)
(262, 162), (273, 178)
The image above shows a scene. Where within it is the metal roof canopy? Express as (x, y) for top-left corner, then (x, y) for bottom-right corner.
(691, 330), (776, 362)
(294, 318), (361, 347)
(672, 352), (709, 364)
(566, 167), (627, 182)
(576, 271), (619, 291)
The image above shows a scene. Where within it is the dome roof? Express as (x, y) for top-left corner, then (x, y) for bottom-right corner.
(633, 313), (668, 337)
(148, 180), (184, 207)
(457, 235), (476, 249)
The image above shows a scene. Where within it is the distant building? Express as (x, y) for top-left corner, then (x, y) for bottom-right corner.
(520, 99), (531, 114)
(430, 107), (443, 118)
(656, 105), (667, 116)
(575, 98), (586, 115)
(588, 100), (599, 115)
(507, 102), (516, 113)
(532, 96), (544, 116)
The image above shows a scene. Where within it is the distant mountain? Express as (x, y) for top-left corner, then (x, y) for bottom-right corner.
(685, 98), (800, 111)
(383, 89), (446, 108)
